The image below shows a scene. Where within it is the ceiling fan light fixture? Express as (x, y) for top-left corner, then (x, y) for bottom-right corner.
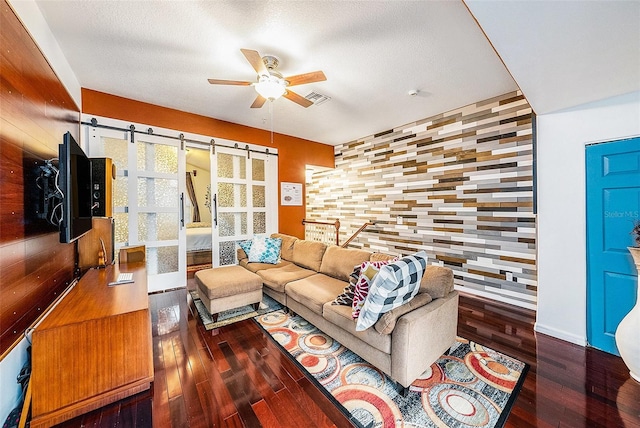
(255, 74), (286, 100)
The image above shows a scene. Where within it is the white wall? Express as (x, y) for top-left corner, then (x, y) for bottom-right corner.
(535, 90), (640, 345)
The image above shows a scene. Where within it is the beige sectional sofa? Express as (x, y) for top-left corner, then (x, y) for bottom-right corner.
(238, 233), (459, 388)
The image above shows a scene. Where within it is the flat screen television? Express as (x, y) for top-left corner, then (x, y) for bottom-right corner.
(59, 132), (93, 243)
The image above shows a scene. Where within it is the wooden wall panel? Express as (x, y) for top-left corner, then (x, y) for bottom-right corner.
(82, 89), (335, 238)
(0, 1), (79, 355)
(307, 91), (537, 309)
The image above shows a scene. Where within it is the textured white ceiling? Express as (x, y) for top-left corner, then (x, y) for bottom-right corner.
(465, 0), (640, 115)
(32, 1), (640, 146)
(33, 0), (516, 145)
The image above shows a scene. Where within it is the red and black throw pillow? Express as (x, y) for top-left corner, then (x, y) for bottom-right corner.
(331, 265), (361, 306)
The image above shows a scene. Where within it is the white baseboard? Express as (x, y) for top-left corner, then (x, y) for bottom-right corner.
(534, 322), (587, 347)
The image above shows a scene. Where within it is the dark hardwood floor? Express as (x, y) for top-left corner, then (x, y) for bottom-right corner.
(54, 289), (640, 428)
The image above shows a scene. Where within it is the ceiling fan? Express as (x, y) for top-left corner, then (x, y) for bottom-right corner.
(208, 48), (326, 108)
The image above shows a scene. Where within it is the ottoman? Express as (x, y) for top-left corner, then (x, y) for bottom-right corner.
(195, 265), (263, 321)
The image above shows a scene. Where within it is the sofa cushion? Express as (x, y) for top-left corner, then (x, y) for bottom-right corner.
(291, 240), (327, 272)
(323, 303), (391, 354)
(319, 246), (371, 281)
(370, 252), (398, 262)
(239, 258), (291, 273)
(271, 233), (298, 261)
(420, 265), (454, 298)
(257, 263), (315, 293)
(248, 236), (282, 264)
(356, 251), (428, 331)
(374, 292), (433, 335)
(352, 259), (397, 319)
(332, 265), (361, 306)
(286, 274), (346, 315)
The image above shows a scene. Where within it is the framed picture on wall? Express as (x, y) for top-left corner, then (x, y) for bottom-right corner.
(281, 182), (302, 206)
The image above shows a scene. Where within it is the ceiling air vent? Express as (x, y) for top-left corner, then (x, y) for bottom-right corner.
(304, 91), (331, 106)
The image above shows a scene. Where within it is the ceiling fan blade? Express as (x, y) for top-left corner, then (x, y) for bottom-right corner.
(250, 95), (267, 109)
(285, 71), (327, 87)
(283, 90), (313, 108)
(241, 48), (268, 75)
(208, 78), (252, 86)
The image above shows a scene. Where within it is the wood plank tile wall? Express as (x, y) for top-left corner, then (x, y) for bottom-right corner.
(306, 91), (536, 308)
(0, 1), (79, 355)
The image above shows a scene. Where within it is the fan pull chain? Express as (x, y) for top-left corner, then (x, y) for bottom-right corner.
(269, 100), (274, 146)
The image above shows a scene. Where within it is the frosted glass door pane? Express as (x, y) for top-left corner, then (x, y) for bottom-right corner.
(253, 186), (265, 207)
(218, 183), (247, 207)
(138, 213), (179, 241)
(252, 158), (265, 181)
(147, 246), (179, 275)
(217, 153), (233, 178)
(104, 137), (128, 172)
(104, 136), (130, 222)
(253, 212), (266, 234)
(114, 212), (129, 244)
(218, 213), (247, 237)
(137, 178), (178, 207)
(218, 241), (236, 266)
(114, 177), (128, 207)
(217, 153), (246, 179)
(137, 142), (178, 173)
(93, 131), (131, 255)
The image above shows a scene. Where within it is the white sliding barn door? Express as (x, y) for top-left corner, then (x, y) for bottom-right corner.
(85, 124), (186, 292)
(134, 134), (186, 292)
(211, 145), (277, 266)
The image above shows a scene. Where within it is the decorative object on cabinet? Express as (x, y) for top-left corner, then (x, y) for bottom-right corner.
(616, 221), (640, 382)
(77, 217), (115, 270)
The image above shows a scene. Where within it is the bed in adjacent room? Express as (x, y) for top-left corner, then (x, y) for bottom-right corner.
(187, 222), (212, 266)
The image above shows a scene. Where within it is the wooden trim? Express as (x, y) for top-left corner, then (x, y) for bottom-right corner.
(18, 382), (31, 428)
(29, 380), (152, 428)
(341, 221), (377, 248)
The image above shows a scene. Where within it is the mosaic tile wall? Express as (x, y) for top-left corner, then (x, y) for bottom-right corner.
(306, 91), (536, 309)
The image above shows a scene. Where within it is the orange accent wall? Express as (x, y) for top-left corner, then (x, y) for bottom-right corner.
(81, 88), (335, 238)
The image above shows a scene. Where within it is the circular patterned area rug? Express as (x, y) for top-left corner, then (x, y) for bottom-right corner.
(256, 309), (528, 428)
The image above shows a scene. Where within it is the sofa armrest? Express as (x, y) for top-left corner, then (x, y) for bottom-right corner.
(390, 291), (458, 387)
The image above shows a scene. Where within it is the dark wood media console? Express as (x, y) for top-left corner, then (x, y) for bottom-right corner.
(30, 262), (153, 428)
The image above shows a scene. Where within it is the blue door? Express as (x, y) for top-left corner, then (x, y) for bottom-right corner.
(586, 137), (640, 355)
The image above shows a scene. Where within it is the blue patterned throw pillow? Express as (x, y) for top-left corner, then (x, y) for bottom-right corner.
(248, 236), (282, 264)
(355, 251), (428, 331)
(238, 240), (252, 257)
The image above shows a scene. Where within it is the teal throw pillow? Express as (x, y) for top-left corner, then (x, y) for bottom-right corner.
(248, 236), (282, 264)
(238, 240), (252, 256)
